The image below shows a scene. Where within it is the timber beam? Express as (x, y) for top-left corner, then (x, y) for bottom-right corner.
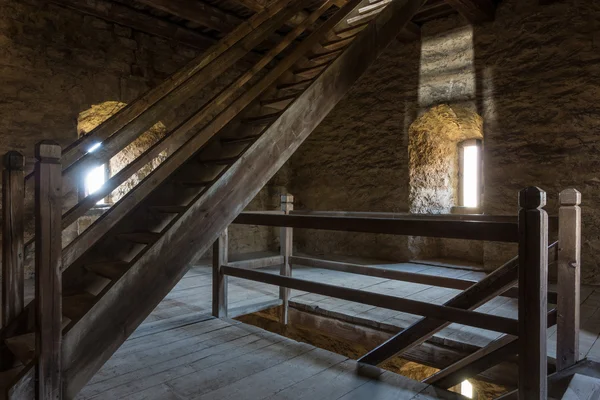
(50, 0), (215, 50)
(136, 0), (243, 33)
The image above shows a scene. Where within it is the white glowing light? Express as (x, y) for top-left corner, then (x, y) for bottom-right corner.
(462, 145), (479, 208)
(85, 165), (106, 201)
(88, 142), (102, 153)
(461, 380), (473, 399)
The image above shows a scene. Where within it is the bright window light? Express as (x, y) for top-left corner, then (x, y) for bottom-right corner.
(462, 144), (479, 208)
(85, 165), (106, 201)
(461, 380), (473, 399)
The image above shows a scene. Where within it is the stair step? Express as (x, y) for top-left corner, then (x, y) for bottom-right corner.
(85, 261), (130, 280)
(347, 8), (381, 26)
(220, 134), (262, 145)
(241, 113), (282, 126)
(172, 177), (215, 188)
(294, 64), (327, 80)
(148, 205), (188, 214)
(308, 49), (343, 64)
(260, 94), (297, 111)
(62, 292), (96, 321)
(118, 232), (161, 244)
(277, 79), (312, 91)
(4, 333), (35, 366)
(321, 36), (354, 51)
(197, 156), (240, 166)
(334, 23), (368, 39)
(358, 0), (390, 14)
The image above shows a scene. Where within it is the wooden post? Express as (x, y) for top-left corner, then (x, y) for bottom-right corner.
(35, 141), (63, 400)
(518, 187), (548, 400)
(212, 228), (228, 318)
(280, 194), (293, 324)
(557, 188), (581, 371)
(2, 151), (25, 327)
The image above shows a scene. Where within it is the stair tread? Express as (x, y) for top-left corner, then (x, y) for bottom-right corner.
(220, 134), (262, 145)
(197, 156), (240, 165)
(62, 292), (96, 321)
(334, 22), (368, 39)
(260, 94), (297, 111)
(241, 112), (282, 126)
(119, 231), (162, 244)
(85, 261), (130, 280)
(308, 49), (343, 64)
(294, 64), (327, 79)
(4, 333), (35, 366)
(148, 205), (188, 214)
(277, 79), (313, 91)
(321, 36), (354, 50)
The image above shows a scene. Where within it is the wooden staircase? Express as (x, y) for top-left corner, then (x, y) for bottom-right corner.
(0, 0), (425, 398)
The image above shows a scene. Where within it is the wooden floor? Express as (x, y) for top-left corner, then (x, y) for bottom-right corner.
(7, 256), (600, 398)
(76, 313), (465, 400)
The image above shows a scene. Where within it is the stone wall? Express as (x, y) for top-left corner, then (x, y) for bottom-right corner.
(283, 0), (600, 284)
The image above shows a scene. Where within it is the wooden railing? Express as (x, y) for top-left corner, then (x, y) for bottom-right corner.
(221, 187), (582, 400)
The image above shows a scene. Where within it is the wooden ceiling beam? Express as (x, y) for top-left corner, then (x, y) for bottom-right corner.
(136, 0), (243, 33)
(444, 0), (495, 23)
(50, 0), (215, 50)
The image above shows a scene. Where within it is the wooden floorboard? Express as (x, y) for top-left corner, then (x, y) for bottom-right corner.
(8, 257), (599, 398)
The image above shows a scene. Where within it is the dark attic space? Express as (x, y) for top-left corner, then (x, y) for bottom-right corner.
(0, 0), (599, 399)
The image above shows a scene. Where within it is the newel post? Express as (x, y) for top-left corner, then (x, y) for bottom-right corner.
(2, 151), (25, 327)
(518, 187), (548, 400)
(35, 141), (63, 400)
(280, 194), (293, 324)
(212, 228), (228, 318)
(557, 188), (581, 371)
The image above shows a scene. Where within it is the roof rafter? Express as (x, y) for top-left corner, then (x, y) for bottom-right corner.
(50, 0), (215, 50)
(136, 0), (243, 33)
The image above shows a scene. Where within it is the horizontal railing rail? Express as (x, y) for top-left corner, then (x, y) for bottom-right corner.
(233, 212), (519, 242)
(222, 264), (519, 335)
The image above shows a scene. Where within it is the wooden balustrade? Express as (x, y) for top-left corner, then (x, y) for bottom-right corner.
(2, 151), (25, 328)
(518, 187), (549, 400)
(280, 194), (293, 324)
(225, 187), (582, 396)
(557, 188), (582, 371)
(212, 229), (228, 318)
(34, 141), (63, 400)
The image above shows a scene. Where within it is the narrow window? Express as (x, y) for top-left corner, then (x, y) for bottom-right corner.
(459, 139), (482, 208)
(83, 143), (108, 204)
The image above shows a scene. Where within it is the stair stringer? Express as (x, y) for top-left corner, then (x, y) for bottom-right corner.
(58, 0), (425, 397)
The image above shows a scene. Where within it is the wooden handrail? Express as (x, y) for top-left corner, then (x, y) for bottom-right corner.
(233, 212), (519, 242)
(222, 265), (519, 335)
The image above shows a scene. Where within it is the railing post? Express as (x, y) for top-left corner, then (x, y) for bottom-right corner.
(518, 187), (548, 400)
(212, 228), (228, 318)
(557, 188), (581, 371)
(35, 141), (63, 400)
(280, 194), (293, 325)
(2, 151), (25, 327)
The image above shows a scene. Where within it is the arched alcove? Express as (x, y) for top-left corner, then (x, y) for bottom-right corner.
(77, 101), (167, 203)
(408, 104), (483, 214)
(408, 104), (484, 261)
